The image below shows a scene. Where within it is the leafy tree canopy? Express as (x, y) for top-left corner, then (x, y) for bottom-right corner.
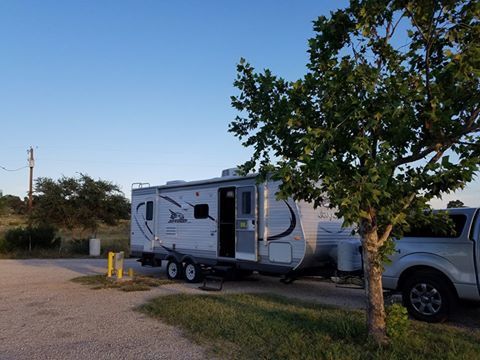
(447, 199), (465, 208)
(230, 0), (479, 343)
(33, 174), (130, 236)
(231, 0), (479, 243)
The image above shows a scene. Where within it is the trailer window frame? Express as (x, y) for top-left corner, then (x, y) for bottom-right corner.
(241, 191), (252, 215)
(146, 201), (154, 221)
(194, 204), (209, 219)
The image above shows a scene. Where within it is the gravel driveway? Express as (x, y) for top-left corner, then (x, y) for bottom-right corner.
(1, 258), (479, 359)
(0, 259), (207, 360)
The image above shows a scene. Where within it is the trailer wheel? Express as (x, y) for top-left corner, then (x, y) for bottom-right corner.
(402, 272), (454, 323)
(184, 260), (202, 283)
(166, 260), (182, 280)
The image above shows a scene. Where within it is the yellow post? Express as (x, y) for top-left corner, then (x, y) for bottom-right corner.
(114, 251), (124, 279)
(107, 251), (114, 277)
(128, 268), (134, 277)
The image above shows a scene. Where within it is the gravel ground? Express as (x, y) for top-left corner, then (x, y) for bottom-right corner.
(1, 258), (479, 359)
(0, 259), (206, 360)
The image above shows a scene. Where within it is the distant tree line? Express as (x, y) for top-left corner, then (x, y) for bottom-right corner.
(0, 194), (28, 215)
(0, 174), (130, 252)
(447, 200), (465, 208)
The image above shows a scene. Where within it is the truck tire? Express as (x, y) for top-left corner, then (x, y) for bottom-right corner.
(184, 260), (202, 283)
(166, 260), (182, 280)
(402, 272), (454, 323)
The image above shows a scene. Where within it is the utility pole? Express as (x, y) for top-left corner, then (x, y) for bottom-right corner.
(28, 146), (34, 212)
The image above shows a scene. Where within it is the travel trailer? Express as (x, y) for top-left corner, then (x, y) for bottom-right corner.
(131, 173), (480, 323)
(130, 169), (360, 282)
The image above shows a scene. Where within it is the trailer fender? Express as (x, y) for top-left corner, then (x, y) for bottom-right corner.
(181, 255), (197, 265)
(165, 254), (182, 264)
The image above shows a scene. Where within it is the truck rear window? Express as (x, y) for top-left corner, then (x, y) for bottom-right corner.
(404, 214), (467, 238)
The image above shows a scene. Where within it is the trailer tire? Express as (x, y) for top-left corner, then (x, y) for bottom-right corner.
(166, 260), (182, 280)
(184, 260), (202, 283)
(402, 271), (454, 323)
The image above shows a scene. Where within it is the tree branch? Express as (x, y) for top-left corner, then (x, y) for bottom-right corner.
(405, 7), (428, 42)
(466, 107), (480, 129)
(395, 115), (480, 167)
(389, 13), (405, 39)
(458, 141), (480, 147)
(394, 146), (436, 166)
(428, 147), (446, 165)
(378, 224), (393, 247)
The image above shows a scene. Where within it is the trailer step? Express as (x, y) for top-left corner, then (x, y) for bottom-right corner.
(198, 275), (224, 291)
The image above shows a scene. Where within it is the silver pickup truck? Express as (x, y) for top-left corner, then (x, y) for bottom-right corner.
(383, 207), (480, 322)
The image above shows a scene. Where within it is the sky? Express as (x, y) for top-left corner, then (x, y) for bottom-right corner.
(0, 0), (478, 207)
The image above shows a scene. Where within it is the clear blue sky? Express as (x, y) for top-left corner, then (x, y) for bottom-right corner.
(0, 0), (478, 207)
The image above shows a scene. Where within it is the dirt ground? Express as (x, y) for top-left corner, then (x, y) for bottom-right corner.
(0, 259), (479, 359)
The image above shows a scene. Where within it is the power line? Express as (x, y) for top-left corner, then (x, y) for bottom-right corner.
(0, 165), (28, 172)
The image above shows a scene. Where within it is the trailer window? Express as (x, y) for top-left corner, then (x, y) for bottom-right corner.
(241, 191), (252, 215)
(404, 214), (467, 238)
(146, 201), (154, 221)
(194, 204), (209, 219)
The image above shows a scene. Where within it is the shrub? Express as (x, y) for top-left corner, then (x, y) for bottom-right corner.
(386, 303), (410, 340)
(3, 225), (60, 251)
(0, 237), (6, 252)
(67, 238), (90, 254)
(101, 238), (129, 257)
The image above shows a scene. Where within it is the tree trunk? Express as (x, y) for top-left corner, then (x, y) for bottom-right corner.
(362, 230), (388, 344)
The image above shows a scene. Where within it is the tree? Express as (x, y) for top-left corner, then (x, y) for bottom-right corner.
(33, 174), (130, 237)
(447, 199), (465, 208)
(0, 195), (27, 215)
(0, 196), (6, 215)
(230, 0), (479, 343)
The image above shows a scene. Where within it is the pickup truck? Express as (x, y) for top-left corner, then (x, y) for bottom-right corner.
(383, 207), (480, 322)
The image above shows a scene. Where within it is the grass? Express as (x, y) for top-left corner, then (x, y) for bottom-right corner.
(71, 274), (172, 292)
(140, 293), (480, 360)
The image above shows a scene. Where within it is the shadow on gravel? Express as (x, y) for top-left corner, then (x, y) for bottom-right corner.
(11, 258), (106, 274)
(11, 258), (160, 277)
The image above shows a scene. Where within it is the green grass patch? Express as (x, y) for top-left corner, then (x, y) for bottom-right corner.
(139, 293), (480, 360)
(71, 274), (172, 292)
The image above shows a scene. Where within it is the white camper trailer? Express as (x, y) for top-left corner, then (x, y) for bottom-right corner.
(130, 169), (360, 282)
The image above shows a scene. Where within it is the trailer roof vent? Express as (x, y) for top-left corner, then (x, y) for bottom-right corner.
(166, 180), (187, 185)
(221, 168), (240, 177)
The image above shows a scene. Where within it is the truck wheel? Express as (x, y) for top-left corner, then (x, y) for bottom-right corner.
(166, 260), (182, 280)
(184, 260), (202, 283)
(402, 272), (454, 323)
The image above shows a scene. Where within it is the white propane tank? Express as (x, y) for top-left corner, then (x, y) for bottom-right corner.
(89, 238), (101, 256)
(337, 239), (362, 272)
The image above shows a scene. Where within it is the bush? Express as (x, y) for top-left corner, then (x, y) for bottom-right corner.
(66, 238), (90, 254)
(0, 237), (6, 252)
(386, 303), (410, 340)
(3, 225), (60, 251)
(101, 237), (129, 257)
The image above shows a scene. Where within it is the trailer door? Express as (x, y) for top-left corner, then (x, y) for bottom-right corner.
(235, 186), (257, 261)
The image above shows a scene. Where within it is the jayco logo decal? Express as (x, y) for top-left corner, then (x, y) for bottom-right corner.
(168, 209), (188, 223)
